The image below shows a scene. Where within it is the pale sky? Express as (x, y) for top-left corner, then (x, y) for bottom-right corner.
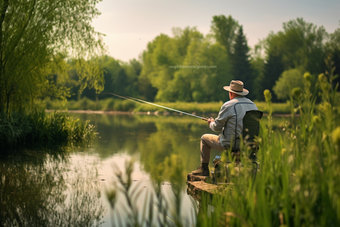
(92, 0), (340, 62)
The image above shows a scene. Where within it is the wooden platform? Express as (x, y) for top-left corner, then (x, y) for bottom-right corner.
(186, 172), (228, 201)
(186, 164), (258, 201)
(187, 180), (220, 201)
(186, 173), (213, 183)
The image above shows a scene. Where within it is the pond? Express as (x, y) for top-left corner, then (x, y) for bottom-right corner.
(1, 113), (229, 226)
(0, 112), (287, 226)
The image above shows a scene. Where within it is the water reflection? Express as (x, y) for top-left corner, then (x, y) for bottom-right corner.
(74, 114), (211, 177)
(0, 152), (105, 227)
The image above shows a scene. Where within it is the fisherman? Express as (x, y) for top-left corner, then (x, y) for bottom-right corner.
(191, 80), (258, 176)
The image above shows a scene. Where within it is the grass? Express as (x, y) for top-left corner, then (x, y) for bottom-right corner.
(104, 73), (340, 226)
(0, 111), (96, 151)
(46, 97), (293, 114)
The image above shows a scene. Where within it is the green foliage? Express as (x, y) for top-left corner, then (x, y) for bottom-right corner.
(140, 26), (234, 102)
(41, 16), (340, 106)
(273, 68), (305, 100)
(46, 97), (292, 115)
(256, 18), (330, 101)
(325, 27), (340, 90)
(69, 56), (144, 102)
(265, 18), (327, 75)
(230, 26), (255, 99)
(0, 0), (105, 114)
(210, 15), (239, 57)
(250, 42), (266, 101)
(258, 48), (285, 101)
(170, 40), (231, 102)
(0, 111), (96, 150)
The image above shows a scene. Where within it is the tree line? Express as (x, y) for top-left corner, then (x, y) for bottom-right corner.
(1, 0), (339, 115)
(72, 16), (340, 103)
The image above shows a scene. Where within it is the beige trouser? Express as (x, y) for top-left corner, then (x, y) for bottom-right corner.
(200, 134), (225, 163)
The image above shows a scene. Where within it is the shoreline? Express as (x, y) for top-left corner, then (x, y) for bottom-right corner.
(45, 109), (298, 117)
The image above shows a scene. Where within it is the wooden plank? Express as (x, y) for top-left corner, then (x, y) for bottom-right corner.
(186, 163), (259, 201)
(186, 173), (212, 183)
(187, 181), (217, 201)
(188, 181), (219, 194)
(186, 180), (230, 202)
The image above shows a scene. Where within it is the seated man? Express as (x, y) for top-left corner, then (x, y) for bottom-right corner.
(191, 80), (258, 176)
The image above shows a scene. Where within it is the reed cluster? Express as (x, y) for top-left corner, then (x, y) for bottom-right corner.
(0, 111), (95, 151)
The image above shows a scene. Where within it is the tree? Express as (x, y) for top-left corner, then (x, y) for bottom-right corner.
(0, 0), (105, 114)
(210, 15), (239, 57)
(273, 68), (305, 100)
(250, 42), (266, 101)
(230, 26), (255, 99)
(172, 27), (203, 59)
(325, 27), (340, 90)
(265, 18), (327, 76)
(259, 48), (285, 102)
(74, 56), (143, 101)
(140, 34), (178, 101)
(168, 39), (230, 102)
(140, 28), (203, 101)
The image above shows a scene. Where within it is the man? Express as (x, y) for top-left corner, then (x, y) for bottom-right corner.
(191, 80), (258, 176)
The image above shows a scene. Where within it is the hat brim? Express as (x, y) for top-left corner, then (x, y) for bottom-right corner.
(223, 86), (249, 96)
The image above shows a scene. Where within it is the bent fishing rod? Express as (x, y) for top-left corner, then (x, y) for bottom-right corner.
(102, 92), (208, 121)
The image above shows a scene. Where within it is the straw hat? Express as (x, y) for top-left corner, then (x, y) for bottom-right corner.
(223, 80), (249, 96)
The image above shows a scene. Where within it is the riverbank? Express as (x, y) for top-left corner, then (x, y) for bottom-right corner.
(45, 97), (292, 114)
(45, 109), (297, 118)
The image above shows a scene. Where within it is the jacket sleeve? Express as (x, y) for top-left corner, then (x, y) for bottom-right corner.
(209, 102), (232, 132)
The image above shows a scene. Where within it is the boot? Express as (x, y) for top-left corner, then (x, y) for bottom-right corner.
(191, 163), (209, 176)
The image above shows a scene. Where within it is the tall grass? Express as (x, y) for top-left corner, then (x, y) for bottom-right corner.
(105, 72), (340, 226)
(0, 111), (96, 151)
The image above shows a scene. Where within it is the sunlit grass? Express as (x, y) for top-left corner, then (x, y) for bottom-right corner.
(46, 98), (293, 114)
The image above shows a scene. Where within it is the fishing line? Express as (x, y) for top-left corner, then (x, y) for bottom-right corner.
(101, 92), (208, 121)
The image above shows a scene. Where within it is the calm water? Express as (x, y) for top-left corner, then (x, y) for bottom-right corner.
(1, 113), (228, 226)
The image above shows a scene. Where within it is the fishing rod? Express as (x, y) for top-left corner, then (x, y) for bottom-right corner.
(102, 92), (208, 121)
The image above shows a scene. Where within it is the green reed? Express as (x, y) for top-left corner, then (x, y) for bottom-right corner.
(0, 111), (96, 151)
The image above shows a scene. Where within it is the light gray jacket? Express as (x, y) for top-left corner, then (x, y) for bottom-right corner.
(209, 96), (258, 148)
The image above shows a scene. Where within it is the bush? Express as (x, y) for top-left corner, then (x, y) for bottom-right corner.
(0, 111), (96, 151)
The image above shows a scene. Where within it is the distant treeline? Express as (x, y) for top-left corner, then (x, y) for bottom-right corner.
(64, 16), (340, 103)
(1, 2), (339, 115)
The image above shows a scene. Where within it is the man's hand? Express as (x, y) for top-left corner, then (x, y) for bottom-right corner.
(207, 117), (215, 126)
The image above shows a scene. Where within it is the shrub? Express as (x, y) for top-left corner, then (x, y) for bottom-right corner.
(0, 111), (96, 151)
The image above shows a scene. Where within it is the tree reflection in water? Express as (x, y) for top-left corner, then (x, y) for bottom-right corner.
(0, 151), (105, 227)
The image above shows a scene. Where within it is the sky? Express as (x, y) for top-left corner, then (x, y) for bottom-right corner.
(91, 0), (340, 62)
